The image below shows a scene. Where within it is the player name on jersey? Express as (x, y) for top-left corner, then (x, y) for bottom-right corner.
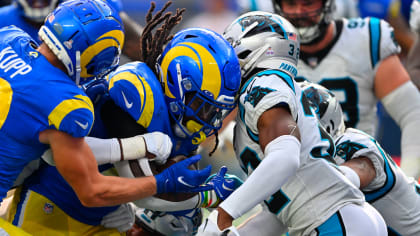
(0, 46), (32, 78)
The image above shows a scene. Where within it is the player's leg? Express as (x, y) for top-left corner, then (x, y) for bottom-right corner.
(8, 187), (122, 235)
(312, 202), (387, 236)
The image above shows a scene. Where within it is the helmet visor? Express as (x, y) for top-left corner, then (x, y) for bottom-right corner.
(184, 91), (235, 135)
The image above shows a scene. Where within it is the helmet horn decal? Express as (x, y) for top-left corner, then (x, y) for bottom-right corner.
(80, 30), (124, 78)
(160, 42), (222, 99)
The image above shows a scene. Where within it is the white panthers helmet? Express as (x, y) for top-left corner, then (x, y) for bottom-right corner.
(135, 208), (202, 236)
(223, 11), (300, 79)
(299, 81), (345, 140)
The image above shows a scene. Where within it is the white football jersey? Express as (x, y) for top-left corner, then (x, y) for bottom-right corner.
(334, 128), (420, 236)
(297, 18), (400, 136)
(234, 69), (365, 236)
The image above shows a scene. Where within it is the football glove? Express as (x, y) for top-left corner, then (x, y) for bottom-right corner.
(154, 154), (212, 194)
(142, 132), (172, 164)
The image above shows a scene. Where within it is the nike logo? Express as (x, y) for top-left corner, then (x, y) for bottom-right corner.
(177, 176), (195, 188)
(121, 91), (133, 109)
(74, 120), (88, 130)
(222, 182), (234, 191)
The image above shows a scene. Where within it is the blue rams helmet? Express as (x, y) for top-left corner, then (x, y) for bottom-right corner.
(15, 0), (63, 22)
(38, 0), (125, 85)
(299, 81), (345, 140)
(157, 28), (241, 145)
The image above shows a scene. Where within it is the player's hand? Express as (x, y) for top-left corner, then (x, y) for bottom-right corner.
(143, 132), (173, 164)
(197, 210), (239, 236)
(154, 154), (212, 194)
(82, 78), (108, 103)
(204, 166), (243, 200)
(101, 203), (135, 232)
(410, 0), (420, 32)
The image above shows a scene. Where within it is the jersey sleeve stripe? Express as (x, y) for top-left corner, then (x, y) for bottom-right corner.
(0, 78), (12, 130)
(364, 139), (396, 202)
(108, 71), (154, 128)
(48, 97), (94, 130)
(75, 94), (94, 111)
(256, 70), (295, 94)
(368, 17), (381, 68)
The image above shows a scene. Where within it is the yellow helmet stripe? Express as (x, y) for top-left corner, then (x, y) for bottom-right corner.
(180, 42), (221, 98)
(160, 45), (200, 99)
(80, 30), (125, 78)
(109, 72), (154, 127)
(48, 96), (94, 130)
(0, 78), (12, 130)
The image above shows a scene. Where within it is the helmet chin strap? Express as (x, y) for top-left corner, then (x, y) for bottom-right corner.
(186, 120), (206, 145)
(75, 50), (81, 87)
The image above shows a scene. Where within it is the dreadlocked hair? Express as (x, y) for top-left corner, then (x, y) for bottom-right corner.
(139, 1), (185, 74)
(208, 130), (219, 157)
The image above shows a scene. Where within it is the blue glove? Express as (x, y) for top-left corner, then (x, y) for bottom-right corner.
(155, 155), (212, 194)
(205, 166), (243, 200)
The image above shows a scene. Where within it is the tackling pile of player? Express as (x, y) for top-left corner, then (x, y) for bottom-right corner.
(0, 0), (420, 235)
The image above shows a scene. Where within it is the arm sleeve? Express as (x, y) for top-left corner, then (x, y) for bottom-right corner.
(220, 135), (300, 219)
(381, 81), (420, 178)
(84, 137), (121, 165)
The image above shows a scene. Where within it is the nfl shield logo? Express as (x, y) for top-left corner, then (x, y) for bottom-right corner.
(43, 203), (54, 214)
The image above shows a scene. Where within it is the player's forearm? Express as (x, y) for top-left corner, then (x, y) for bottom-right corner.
(381, 81), (420, 178)
(220, 135), (300, 219)
(78, 174), (157, 207)
(407, 36), (420, 90)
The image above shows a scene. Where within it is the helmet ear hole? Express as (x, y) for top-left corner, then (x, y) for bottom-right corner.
(167, 72), (175, 86)
(238, 50), (252, 59)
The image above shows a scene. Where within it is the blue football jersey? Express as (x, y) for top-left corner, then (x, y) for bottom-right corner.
(0, 26), (94, 200)
(108, 61), (200, 156)
(15, 62), (201, 225)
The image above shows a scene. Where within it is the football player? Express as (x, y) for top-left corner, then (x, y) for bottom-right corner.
(272, 0), (420, 179)
(0, 0), (143, 60)
(301, 81), (420, 236)
(197, 11), (387, 236)
(6, 3), (243, 235)
(0, 0), (215, 234)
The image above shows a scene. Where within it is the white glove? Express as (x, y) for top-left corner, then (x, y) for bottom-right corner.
(197, 210), (239, 236)
(101, 203), (135, 232)
(410, 0), (420, 32)
(142, 132), (172, 164)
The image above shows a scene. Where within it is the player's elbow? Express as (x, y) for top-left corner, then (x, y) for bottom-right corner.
(76, 186), (108, 207)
